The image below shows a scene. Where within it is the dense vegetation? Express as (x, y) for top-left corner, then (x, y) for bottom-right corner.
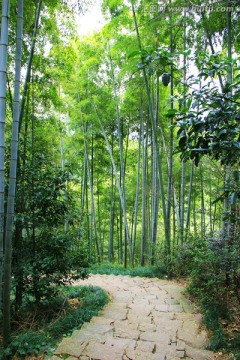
(0, 0), (239, 358)
(0, 284), (109, 358)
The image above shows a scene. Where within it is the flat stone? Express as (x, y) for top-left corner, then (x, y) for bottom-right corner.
(106, 337), (137, 352)
(179, 298), (195, 313)
(165, 298), (180, 305)
(185, 344), (216, 359)
(144, 294), (158, 300)
(138, 323), (157, 332)
(128, 313), (152, 324)
(109, 338), (136, 359)
(91, 316), (114, 325)
(106, 302), (128, 310)
(178, 319), (209, 348)
(103, 309), (128, 320)
(154, 318), (182, 331)
(81, 323), (114, 335)
(168, 305), (183, 313)
(155, 304), (169, 312)
(54, 338), (88, 357)
(176, 349), (186, 358)
(174, 312), (193, 322)
(132, 298), (150, 305)
(128, 304), (153, 316)
(149, 297), (169, 305)
(125, 349), (158, 360)
(140, 331), (171, 344)
(84, 341), (124, 360)
(154, 345), (178, 358)
(152, 310), (176, 321)
(114, 319), (139, 329)
(68, 324), (113, 344)
(136, 340), (156, 352)
(70, 330), (106, 344)
(114, 322), (140, 340)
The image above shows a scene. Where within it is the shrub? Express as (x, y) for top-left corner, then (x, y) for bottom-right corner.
(0, 286), (109, 359)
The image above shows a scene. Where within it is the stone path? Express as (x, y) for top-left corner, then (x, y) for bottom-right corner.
(49, 274), (216, 360)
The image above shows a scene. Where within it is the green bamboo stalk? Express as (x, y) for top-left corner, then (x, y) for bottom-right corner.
(19, 0), (42, 133)
(91, 97), (134, 267)
(3, 0), (23, 345)
(82, 121), (101, 263)
(131, 2), (170, 254)
(0, 0), (10, 313)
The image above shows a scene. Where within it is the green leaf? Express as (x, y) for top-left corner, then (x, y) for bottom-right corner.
(233, 170), (239, 183)
(148, 67), (154, 75)
(127, 50), (141, 59)
(166, 109), (178, 117)
(233, 142), (240, 149)
(137, 63), (145, 70)
(229, 192), (238, 205)
(212, 194), (225, 204)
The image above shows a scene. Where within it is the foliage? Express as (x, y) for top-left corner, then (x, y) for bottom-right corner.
(175, 56), (240, 167)
(89, 263), (168, 278)
(0, 285), (109, 359)
(172, 234), (240, 352)
(13, 159), (89, 303)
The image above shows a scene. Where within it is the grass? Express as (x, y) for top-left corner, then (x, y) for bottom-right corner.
(0, 285), (109, 359)
(89, 262), (168, 278)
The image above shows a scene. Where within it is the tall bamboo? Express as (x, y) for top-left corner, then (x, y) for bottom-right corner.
(3, 0), (23, 345)
(82, 121), (101, 263)
(131, 2), (170, 254)
(179, 10), (187, 245)
(91, 99), (134, 267)
(141, 102), (147, 266)
(132, 119), (141, 259)
(185, 161), (194, 240)
(151, 68), (159, 263)
(166, 15), (174, 251)
(0, 0), (10, 312)
(19, 0), (42, 133)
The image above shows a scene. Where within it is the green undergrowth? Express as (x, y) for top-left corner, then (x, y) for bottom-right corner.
(0, 285), (109, 359)
(172, 235), (240, 358)
(89, 262), (168, 278)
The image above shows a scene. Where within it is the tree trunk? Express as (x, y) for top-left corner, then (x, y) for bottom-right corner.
(141, 103), (147, 266)
(82, 121), (101, 263)
(185, 161), (194, 241)
(131, 2), (170, 254)
(0, 0), (10, 313)
(3, 0), (23, 345)
(179, 14), (187, 245)
(108, 151), (115, 262)
(132, 120), (141, 260)
(19, 0), (42, 133)
(59, 121), (69, 233)
(91, 99), (134, 267)
(200, 166), (206, 238)
(151, 73), (159, 264)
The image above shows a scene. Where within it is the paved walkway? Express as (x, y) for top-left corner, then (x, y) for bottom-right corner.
(49, 274), (216, 360)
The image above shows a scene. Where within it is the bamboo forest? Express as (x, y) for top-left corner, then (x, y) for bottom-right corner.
(0, 0), (240, 358)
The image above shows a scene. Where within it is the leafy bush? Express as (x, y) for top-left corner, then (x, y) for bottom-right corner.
(13, 230), (89, 304)
(13, 159), (90, 304)
(172, 234), (240, 353)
